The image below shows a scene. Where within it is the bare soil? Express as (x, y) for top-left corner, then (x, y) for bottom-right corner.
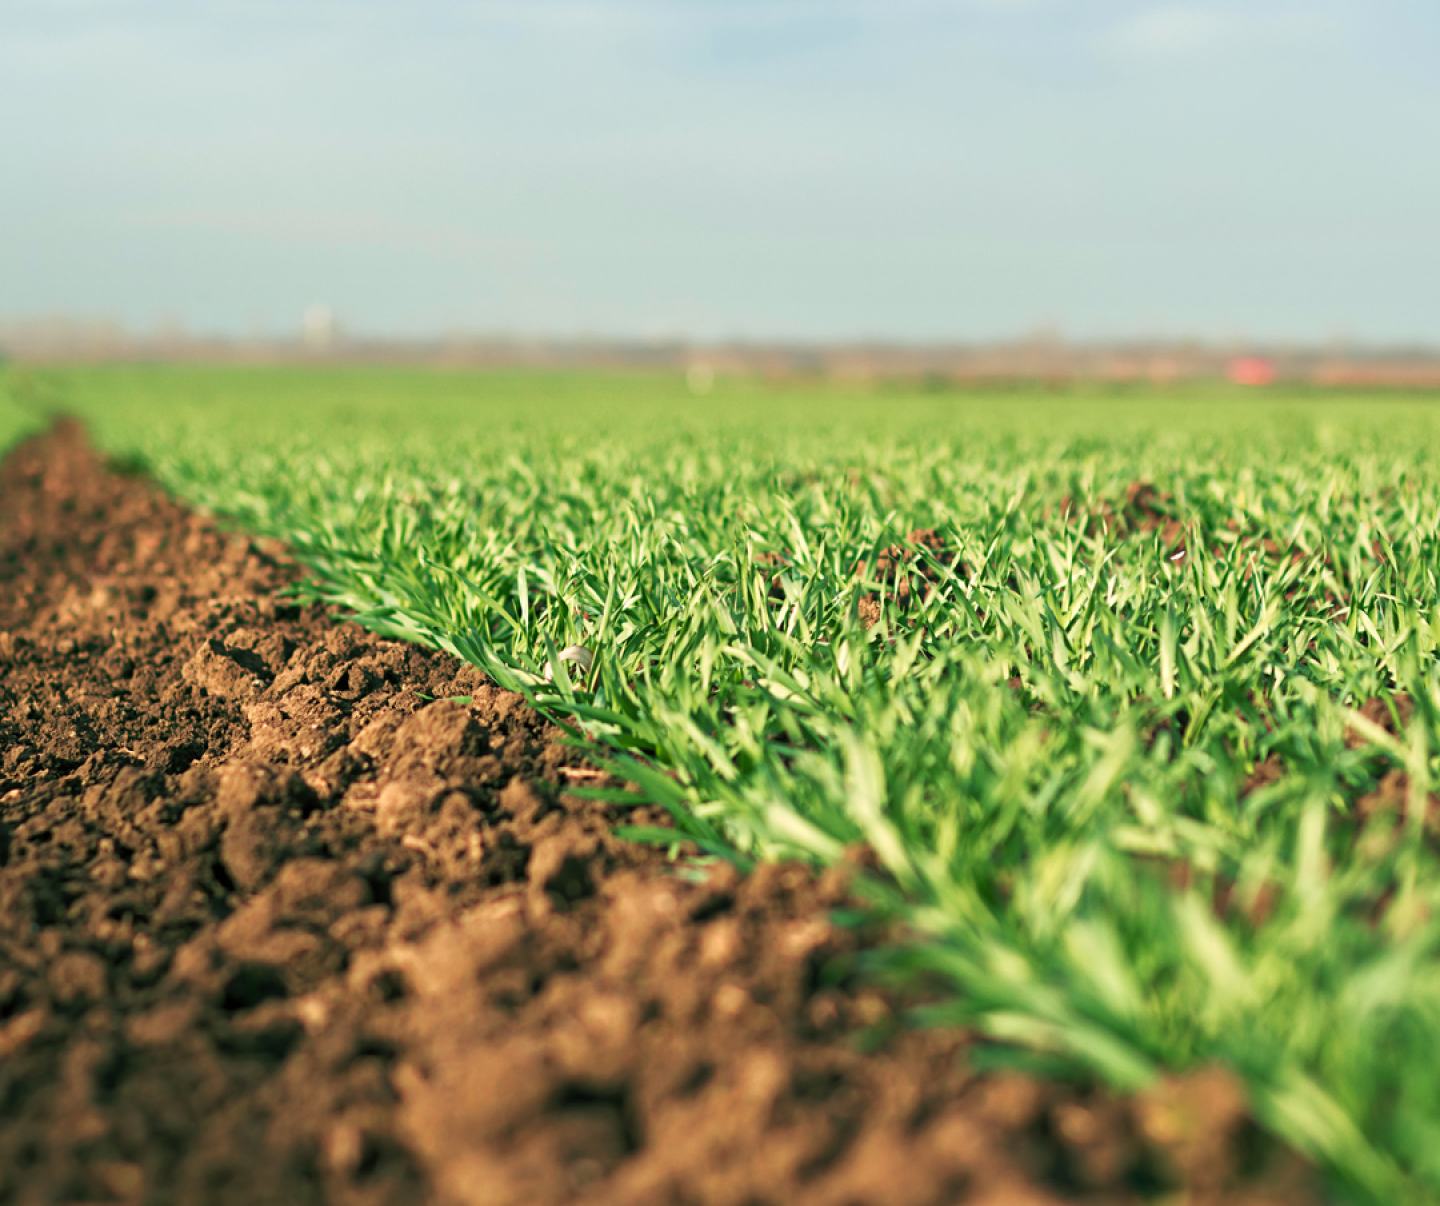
(0, 424), (1319, 1204)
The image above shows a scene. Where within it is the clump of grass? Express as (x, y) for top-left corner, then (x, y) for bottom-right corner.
(42, 362), (1440, 1201)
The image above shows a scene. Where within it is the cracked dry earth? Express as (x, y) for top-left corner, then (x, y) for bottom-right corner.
(0, 423), (1320, 1205)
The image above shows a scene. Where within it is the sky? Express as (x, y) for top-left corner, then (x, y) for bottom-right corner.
(2, 0), (1438, 344)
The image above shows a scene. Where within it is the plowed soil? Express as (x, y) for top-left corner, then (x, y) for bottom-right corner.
(0, 424), (1320, 1205)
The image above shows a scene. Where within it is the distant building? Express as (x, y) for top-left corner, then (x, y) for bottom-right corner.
(1227, 356), (1276, 387)
(301, 304), (338, 352)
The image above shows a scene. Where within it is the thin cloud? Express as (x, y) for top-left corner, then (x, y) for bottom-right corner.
(2, 0), (1044, 53)
(124, 208), (524, 260)
(1100, 4), (1336, 59)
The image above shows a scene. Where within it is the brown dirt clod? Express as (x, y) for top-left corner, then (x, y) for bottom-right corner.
(855, 529), (966, 629)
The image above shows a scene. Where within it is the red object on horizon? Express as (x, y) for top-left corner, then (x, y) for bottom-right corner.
(1228, 356), (1277, 386)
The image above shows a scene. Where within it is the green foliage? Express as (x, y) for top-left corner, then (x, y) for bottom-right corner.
(0, 366), (45, 453)
(39, 363), (1440, 1200)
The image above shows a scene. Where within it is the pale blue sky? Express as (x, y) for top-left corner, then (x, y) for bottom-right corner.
(2, 1), (1437, 342)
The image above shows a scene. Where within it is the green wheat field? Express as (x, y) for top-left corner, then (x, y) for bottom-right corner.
(7, 363), (1440, 1201)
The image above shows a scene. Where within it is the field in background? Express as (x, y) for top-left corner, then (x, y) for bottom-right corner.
(8, 364), (1440, 1201)
(0, 381), (40, 451)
